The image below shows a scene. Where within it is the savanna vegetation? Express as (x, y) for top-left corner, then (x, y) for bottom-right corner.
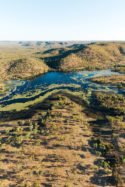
(40, 42), (125, 72)
(0, 41), (125, 186)
(90, 75), (125, 89)
(1, 41), (125, 81)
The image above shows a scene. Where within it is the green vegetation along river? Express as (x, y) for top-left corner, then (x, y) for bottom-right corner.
(0, 70), (123, 111)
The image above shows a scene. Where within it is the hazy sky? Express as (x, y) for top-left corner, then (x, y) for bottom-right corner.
(0, 0), (125, 41)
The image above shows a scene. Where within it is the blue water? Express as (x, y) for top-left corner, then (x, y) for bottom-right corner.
(0, 70), (123, 108)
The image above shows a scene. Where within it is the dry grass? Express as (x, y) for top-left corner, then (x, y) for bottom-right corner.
(1, 42), (125, 82)
(90, 75), (125, 88)
(0, 94), (115, 187)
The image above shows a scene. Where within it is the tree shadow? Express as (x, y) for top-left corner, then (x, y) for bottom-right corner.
(90, 169), (112, 186)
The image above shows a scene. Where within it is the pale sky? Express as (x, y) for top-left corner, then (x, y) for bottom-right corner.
(0, 0), (125, 41)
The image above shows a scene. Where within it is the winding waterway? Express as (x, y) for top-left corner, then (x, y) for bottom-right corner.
(0, 70), (123, 111)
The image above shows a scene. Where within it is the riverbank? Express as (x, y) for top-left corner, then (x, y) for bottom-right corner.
(0, 70), (122, 112)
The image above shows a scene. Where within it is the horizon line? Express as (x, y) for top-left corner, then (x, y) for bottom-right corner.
(0, 40), (125, 42)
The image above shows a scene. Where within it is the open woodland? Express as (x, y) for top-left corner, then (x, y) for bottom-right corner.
(0, 41), (125, 187)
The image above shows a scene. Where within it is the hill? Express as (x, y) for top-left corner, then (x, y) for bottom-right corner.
(1, 42), (125, 82)
(40, 42), (125, 72)
(7, 57), (49, 79)
(0, 93), (125, 186)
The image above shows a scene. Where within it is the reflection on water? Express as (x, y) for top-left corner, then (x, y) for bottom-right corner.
(0, 70), (123, 110)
